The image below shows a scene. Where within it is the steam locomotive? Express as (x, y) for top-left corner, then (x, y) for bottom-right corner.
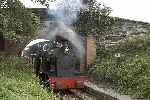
(22, 36), (88, 89)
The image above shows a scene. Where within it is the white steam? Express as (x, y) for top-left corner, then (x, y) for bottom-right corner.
(39, 0), (85, 59)
(48, 0), (82, 25)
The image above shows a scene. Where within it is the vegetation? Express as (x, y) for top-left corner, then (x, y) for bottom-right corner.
(1, 0), (149, 99)
(0, 56), (56, 100)
(0, 1), (55, 99)
(75, 0), (116, 36)
(0, 0), (40, 41)
(93, 34), (150, 99)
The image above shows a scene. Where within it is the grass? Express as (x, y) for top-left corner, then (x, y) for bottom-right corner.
(93, 35), (150, 99)
(0, 56), (56, 100)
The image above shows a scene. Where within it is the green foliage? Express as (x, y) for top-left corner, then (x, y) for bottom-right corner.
(0, 0), (40, 40)
(74, 0), (116, 36)
(93, 35), (150, 99)
(0, 56), (56, 100)
(117, 35), (150, 52)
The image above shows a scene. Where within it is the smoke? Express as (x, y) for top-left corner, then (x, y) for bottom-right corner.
(39, 0), (85, 59)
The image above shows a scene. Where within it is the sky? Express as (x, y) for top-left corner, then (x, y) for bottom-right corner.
(20, 0), (150, 23)
(97, 0), (150, 23)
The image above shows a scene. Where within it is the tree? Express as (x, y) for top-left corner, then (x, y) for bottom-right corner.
(74, 0), (117, 58)
(74, 0), (116, 36)
(0, 0), (40, 40)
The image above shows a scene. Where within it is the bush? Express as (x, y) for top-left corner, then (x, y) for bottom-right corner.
(93, 35), (150, 99)
(0, 0), (40, 41)
(0, 56), (55, 100)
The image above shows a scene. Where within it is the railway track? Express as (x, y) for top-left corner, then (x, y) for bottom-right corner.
(69, 86), (118, 100)
(83, 85), (118, 100)
(54, 82), (131, 100)
(54, 88), (117, 100)
(70, 88), (96, 100)
(68, 81), (119, 100)
(54, 89), (95, 100)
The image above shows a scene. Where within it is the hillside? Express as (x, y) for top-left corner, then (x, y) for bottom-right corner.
(112, 18), (150, 35)
(92, 18), (150, 99)
(96, 18), (150, 57)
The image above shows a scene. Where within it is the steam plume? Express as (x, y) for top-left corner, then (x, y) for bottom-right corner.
(39, 0), (85, 59)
